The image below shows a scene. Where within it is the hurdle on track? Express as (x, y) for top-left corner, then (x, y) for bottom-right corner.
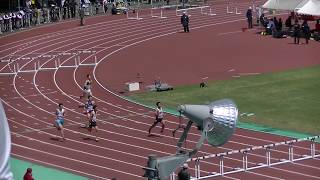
(176, 6), (215, 17)
(186, 135), (320, 179)
(77, 50), (98, 66)
(200, 6), (216, 16)
(151, 7), (167, 18)
(227, 6), (241, 14)
(126, 9), (143, 20)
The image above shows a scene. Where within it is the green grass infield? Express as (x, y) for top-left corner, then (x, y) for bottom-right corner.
(129, 66), (320, 135)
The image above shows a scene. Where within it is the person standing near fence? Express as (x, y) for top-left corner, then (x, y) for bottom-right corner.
(80, 5), (85, 26)
(246, 7), (253, 29)
(181, 12), (189, 33)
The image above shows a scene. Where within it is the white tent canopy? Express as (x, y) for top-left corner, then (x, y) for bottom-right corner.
(297, 0), (320, 16)
(262, 0), (307, 11)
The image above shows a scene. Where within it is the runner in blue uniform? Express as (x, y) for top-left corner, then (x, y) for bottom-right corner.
(54, 103), (66, 141)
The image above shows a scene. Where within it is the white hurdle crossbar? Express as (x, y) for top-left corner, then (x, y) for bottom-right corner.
(188, 135), (320, 180)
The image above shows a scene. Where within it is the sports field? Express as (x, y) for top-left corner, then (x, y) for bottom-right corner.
(129, 65), (320, 135)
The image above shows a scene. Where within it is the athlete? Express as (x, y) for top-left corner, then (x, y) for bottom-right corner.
(148, 102), (165, 135)
(87, 105), (98, 142)
(79, 95), (96, 127)
(80, 74), (93, 99)
(54, 103), (66, 141)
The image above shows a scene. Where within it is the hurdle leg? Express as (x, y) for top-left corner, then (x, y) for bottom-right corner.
(227, 6), (234, 14)
(289, 143), (294, 162)
(310, 138), (316, 157)
(219, 156), (224, 175)
(160, 9), (167, 18)
(266, 147), (271, 166)
(242, 151), (248, 171)
(74, 56), (78, 66)
(236, 7), (241, 14)
(209, 8), (216, 16)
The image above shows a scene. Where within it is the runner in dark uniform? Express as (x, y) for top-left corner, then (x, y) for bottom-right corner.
(87, 105), (98, 141)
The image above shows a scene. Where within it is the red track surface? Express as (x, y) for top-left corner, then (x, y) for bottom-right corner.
(0, 0), (319, 179)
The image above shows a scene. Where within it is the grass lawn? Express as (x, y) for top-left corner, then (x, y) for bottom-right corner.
(128, 66), (320, 135)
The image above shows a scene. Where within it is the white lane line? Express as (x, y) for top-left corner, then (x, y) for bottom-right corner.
(293, 162), (320, 170)
(12, 132), (145, 169)
(246, 171), (285, 180)
(270, 166), (320, 179)
(11, 144), (144, 178)
(218, 30), (243, 36)
(2, 91), (58, 100)
(10, 120), (218, 175)
(5, 98), (221, 172)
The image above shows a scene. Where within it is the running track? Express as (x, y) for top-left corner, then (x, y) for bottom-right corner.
(0, 0), (319, 179)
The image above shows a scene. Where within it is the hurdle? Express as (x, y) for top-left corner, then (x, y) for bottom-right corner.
(188, 135), (320, 179)
(200, 6), (216, 16)
(151, 7), (167, 18)
(236, 7), (241, 14)
(227, 6), (234, 14)
(126, 9), (143, 20)
(77, 50), (98, 66)
(176, 6), (214, 17)
(0, 63), (17, 76)
(227, 6), (241, 14)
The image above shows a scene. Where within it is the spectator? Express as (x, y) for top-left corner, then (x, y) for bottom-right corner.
(301, 20), (310, 44)
(178, 163), (190, 180)
(256, 5), (262, 25)
(278, 18), (283, 31)
(23, 168), (34, 180)
(315, 19), (320, 32)
(104, 2), (108, 13)
(293, 19), (301, 44)
(266, 18), (275, 35)
(79, 6), (85, 26)
(246, 7), (253, 29)
(273, 17), (278, 30)
(285, 16), (292, 30)
(181, 12), (189, 32)
(259, 13), (265, 27)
